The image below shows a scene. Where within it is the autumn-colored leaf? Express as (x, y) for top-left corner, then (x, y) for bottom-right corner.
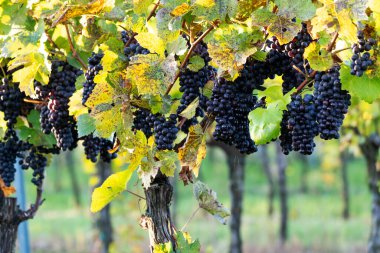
(0, 178), (16, 197)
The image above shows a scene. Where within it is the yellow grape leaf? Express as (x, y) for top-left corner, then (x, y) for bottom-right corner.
(86, 72), (116, 107)
(69, 89), (88, 118)
(195, 0), (215, 7)
(126, 54), (177, 96)
(178, 125), (207, 177)
(275, 0), (316, 21)
(135, 32), (166, 56)
(370, 0), (380, 12)
(12, 64), (39, 96)
(133, 0), (154, 14)
(51, 0), (115, 27)
(0, 178), (16, 197)
(129, 131), (149, 171)
(251, 9), (302, 44)
(237, 0), (266, 20)
(336, 9), (357, 42)
(91, 104), (123, 138)
(90, 168), (134, 213)
(304, 41), (333, 71)
(310, 6), (336, 37)
(171, 3), (190, 16)
(208, 44), (240, 79)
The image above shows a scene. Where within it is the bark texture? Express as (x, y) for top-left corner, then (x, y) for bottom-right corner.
(142, 172), (175, 251)
(276, 142), (288, 243)
(95, 160), (113, 253)
(360, 134), (380, 253)
(260, 145), (275, 216)
(340, 150), (350, 220)
(0, 197), (20, 253)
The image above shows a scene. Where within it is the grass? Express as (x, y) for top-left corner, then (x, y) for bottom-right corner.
(23, 145), (372, 253)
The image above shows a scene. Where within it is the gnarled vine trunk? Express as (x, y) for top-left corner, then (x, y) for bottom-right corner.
(340, 150), (350, 220)
(360, 135), (380, 253)
(0, 197), (20, 253)
(276, 142), (288, 243)
(142, 172), (176, 251)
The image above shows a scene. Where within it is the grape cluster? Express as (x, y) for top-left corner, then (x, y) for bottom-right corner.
(36, 61), (82, 150)
(133, 108), (157, 138)
(20, 149), (47, 187)
(153, 114), (178, 150)
(83, 52), (103, 105)
(314, 66), (351, 139)
(121, 31), (150, 60)
(279, 112), (293, 155)
(350, 31), (376, 77)
(283, 94), (318, 155)
(207, 58), (270, 154)
(0, 130), (31, 186)
(83, 135), (118, 163)
(0, 78), (25, 128)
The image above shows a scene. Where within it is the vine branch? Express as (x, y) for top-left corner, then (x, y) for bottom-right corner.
(64, 24), (88, 70)
(165, 23), (217, 95)
(20, 185), (45, 222)
(147, 0), (161, 21)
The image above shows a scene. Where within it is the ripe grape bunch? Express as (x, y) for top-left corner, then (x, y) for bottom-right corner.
(314, 66), (351, 140)
(154, 114), (179, 150)
(36, 61), (82, 150)
(83, 52), (103, 105)
(351, 30), (376, 77)
(20, 149), (47, 187)
(121, 31), (150, 60)
(83, 134), (118, 163)
(0, 78), (25, 128)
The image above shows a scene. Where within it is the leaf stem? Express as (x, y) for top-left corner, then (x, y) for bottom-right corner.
(64, 24), (88, 70)
(126, 189), (146, 200)
(327, 32), (339, 52)
(165, 23), (217, 95)
(332, 47), (351, 55)
(181, 207), (200, 231)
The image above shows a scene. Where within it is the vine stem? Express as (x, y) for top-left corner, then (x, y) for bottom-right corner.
(20, 185), (45, 221)
(180, 207), (200, 231)
(165, 23), (217, 95)
(64, 24), (88, 70)
(147, 0), (161, 21)
(332, 47), (351, 55)
(126, 189), (146, 200)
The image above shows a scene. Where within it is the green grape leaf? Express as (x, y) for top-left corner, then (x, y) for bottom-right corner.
(156, 150), (178, 177)
(176, 232), (201, 253)
(178, 125), (206, 177)
(133, 0), (154, 15)
(187, 56), (205, 72)
(91, 168), (135, 213)
(18, 110), (56, 146)
(340, 65), (380, 103)
(179, 98), (199, 119)
(237, 0), (266, 20)
(99, 37), (127, 72)
(156, 8), (181, 44)
(77, 114), (96, 138)
(251, 9), (302, 44)
(275, 0), (316, 21)
(193, 181), (230, 224)
(304, 41), (333, 71)
(167, 36), (188, 56)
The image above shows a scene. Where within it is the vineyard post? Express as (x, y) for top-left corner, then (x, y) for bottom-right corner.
(340, 150), (350, 220)
(276, 142), (288, 243)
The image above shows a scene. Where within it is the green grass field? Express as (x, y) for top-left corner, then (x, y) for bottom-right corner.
(24, 145), (371, 253)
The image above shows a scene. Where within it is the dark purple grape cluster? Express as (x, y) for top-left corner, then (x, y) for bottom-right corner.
(153, 114), (178, 150)
(83, 52), (103, 105)
(83, 134), (118, 163)
(20, 149), (47, 187)
(0, 130), (31, 186)
(36, 61), (82, 150)
(279, 112), (293, 155)
(207, 58), (270, 154)
(282, 94), (318, 155)
(121, 31), (150, 60)
(350, 30), (376, 77)
(0, 78), (25, 128)
(314, 66), (351, 139)
(132, 108), (157, 138)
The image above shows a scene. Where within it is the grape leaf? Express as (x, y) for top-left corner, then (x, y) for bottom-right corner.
(304, 41), (333, 71)
(336, 9), (357, 42)
(310, 6), (335, 37)
(187, 56), (205, 72)
(236, 0), (266, 20)
(167, 36), (188, 56)
(171, 3), (191, 16)
(178, 125), (206, 177)
(193, 181), (230, 224)
(133, 0), (154, 15)
(90, 168), (134, 213)
(340, 65), (380, 103)
(135, 32), (166, 57)
(156, 150), (178, 177)
(69, 89), (88, 118)
(179, 98), (199, 119)
(0, 178), (16, 197)
(192, 0), (238, 21)
(77, 113), (96, 138)
(275, 0), (316, 21)
(251, 9), (302, 44)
